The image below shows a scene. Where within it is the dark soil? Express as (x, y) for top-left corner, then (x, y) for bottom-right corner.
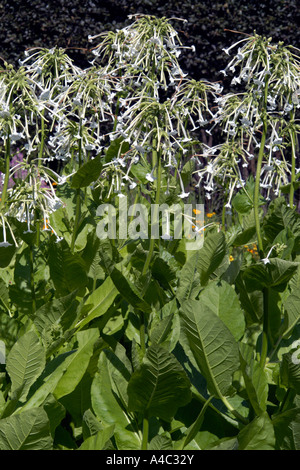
(1, 0), (299, 81)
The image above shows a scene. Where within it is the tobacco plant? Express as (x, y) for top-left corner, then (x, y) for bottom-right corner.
(0, 15), (300, 451)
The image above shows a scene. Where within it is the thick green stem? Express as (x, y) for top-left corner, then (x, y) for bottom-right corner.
(141, 415), (149, 450)
(222, 200), (226, 232)
(140, 315), (146, 357)
(0, 137), (11, 211)
(29, 246), (36, 315)
(70, 122), (82, 253)
(289, 127), (296, 209)
(221, 396), (249, 425)
(260, 287), (269, 368)
(38, 109), (46, 167)
(254, 79), (269, 258)
(253, 79), (270, 368)
(142, 143), (161, 277)
(71, 188), (81, 253)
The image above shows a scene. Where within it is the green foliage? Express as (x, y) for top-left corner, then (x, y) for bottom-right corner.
(1, 197), (300, 450)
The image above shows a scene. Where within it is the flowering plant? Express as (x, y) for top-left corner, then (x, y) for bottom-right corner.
(0, 16), (300, 451)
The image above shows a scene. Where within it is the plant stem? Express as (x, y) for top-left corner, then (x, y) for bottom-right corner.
(222, 201), (226, 232)
(221, 396), (249, 425)
(70, 121), (82, 253)
(142, 143), (161, 277)
(181, 396), (213, 449)
(38, 109), (46, 167)
(289, 126), (296, 209)
(0, 137), (11, 211)
(29, 246), (36, 314)
(71, 188), (81, 253)
(141, 415), (149, 450)
(253, 78), (269, 258)
(260, 286), (269, 368)
(140, 314), (146, 357)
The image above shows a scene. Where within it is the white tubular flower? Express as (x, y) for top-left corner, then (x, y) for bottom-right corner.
(0, 216), (12, 247)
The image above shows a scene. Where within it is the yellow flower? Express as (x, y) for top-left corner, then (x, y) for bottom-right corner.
(193, 208), (201, 214)
(206, 212), (216, 218)
(229, 255), (234, 262)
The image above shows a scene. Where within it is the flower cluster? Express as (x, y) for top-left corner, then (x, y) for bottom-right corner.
(1, 18), (300, 248)
(195, 33), (300, 207)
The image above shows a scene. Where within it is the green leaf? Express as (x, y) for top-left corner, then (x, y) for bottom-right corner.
(232, 226), (257, 246)
(6, 330), (46, 402)
(71, 155), (102, 189)
(199, 280), (245, 341)
(91, 352), (142, 450)
(282, 291), (300, 338)
(267, 258), (299, 291)
(243, 258), (299, 292)
(232, 176), (265, 215)
(130, 161), (152, 184)
(53, 328), (99, 399)
(0, 408), (53, 450)
(19, 351), (77, 412)
(272, 405), (300, 450)
(280, 352), (300, 394)
(149, 434), (173, 450)
(48, 239), (88, 295)
(104, 137), (130, 164)
(180, 299), (239, 398)
(43, 394), (66, 438)
(149, 310), (180, 352)
(176, 251), (201, 302)
(279, 176), (300, 194)
(0, 240), (16, 268)
(237, 412), (276, 450)
(76, 276), (118, 330)
(0, 278), (11, 315)
(239, 343), (268, 415)
(34, 290), (79, 347)
(197, 231), (227, 286)
(127, 344), (191, 421)
(78, 425), (115, 450)
(99, 240), (152, 313)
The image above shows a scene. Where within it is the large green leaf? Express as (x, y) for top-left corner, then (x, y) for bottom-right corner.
(280, 352), (300, 394)
(34, 291), (79, 347)
(98, 239), (152, 313)
(239, 343), (268, 415)
(0, 278), (11, 315)
(272, 399), (300, 450)
(19, 351), (76, 413)
(6, 330), (46, 402)
(198, 280), (245, 341)
(197, 231), (227, 286)
(78, 425), (115, 450)
(243, 258), (299, 293)
(127, 344), (191, 421)
(48, 239), (88, 295)
(104, 137), (130, 164)
(76, 276), (118, 330)
(180, 299), (239, 398)
(71, 155), (102, 189)
(237, 412), (276, 450)
(91, 352), (142, 450)
(282, 291), (300, 338)
(53, 328), (99, 399)
(232, 176), (265, 215)
(176, 251), (201, 302)
(0, 408), (52, 450)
